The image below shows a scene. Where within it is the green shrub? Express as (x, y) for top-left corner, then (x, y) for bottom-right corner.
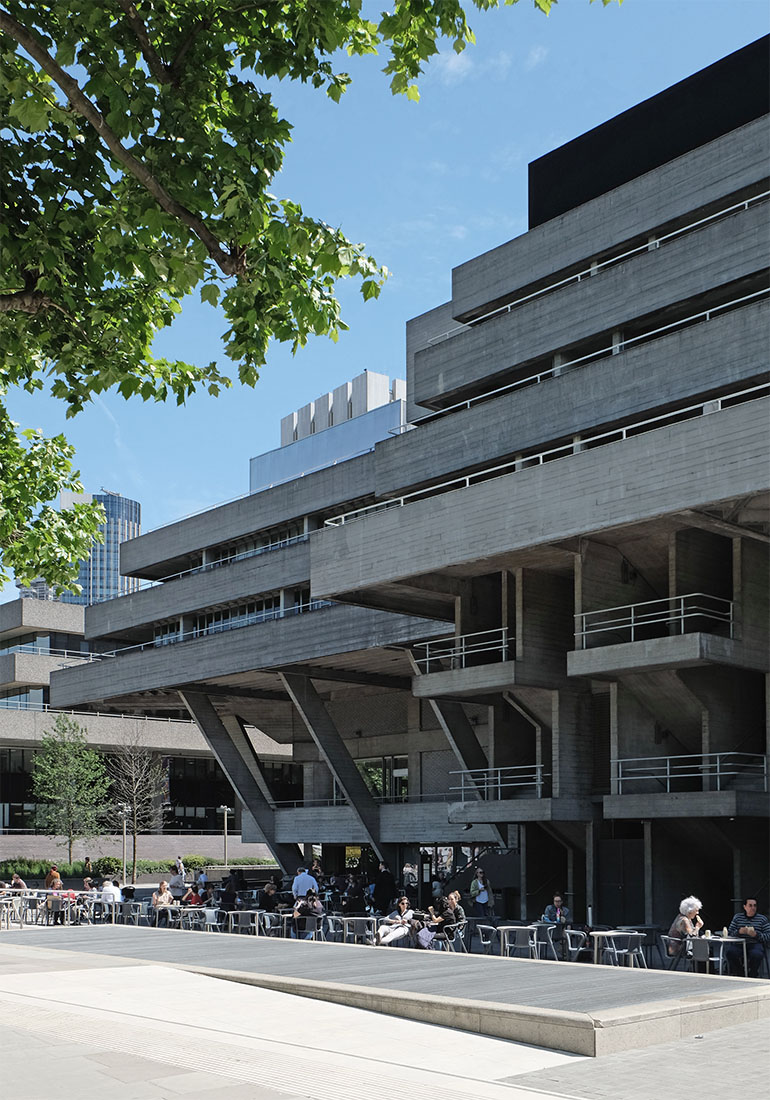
(181, 854), (207, 874)
(95, 855), (122, 877)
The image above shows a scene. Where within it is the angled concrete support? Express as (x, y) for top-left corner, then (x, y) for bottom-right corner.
(279, 673), (397, 866)
(179, 690), (302, 874)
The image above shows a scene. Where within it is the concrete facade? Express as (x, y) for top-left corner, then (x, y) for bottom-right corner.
(50, 44), (769, 921)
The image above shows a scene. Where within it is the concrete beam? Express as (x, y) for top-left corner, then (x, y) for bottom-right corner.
(178, 690), (302, 873)
(279, 673), (398, 866)
(274, 664), (411, 691)
(678, 509), (770, 544)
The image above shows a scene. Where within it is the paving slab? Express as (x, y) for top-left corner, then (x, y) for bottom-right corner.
(1, 925), (767, 1056)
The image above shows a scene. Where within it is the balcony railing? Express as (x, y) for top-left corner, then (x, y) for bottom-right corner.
(413, 627), (510, 674)
(0, 645), (103, 663)
(615, 752), (768, 794)
(451, 765), (549, 801)
(575, 593), (733, 649)
(325, 379), (768, 527)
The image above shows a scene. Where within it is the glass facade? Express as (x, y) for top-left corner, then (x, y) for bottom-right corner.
(61, 491), (141, 606)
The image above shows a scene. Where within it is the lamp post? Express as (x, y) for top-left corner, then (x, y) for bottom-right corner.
(117, 803), (129, 884)
(218, 804), (232, 866)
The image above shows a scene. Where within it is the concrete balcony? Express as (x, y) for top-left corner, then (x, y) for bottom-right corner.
(312, 399), (770, 604)
(0, 648), (99, 690)
(85, 538), (311, 642)
(604, 751), (769, 819)
(448, 798), (592, 824)
(413, 199), (767, 408)
(450, 118), (768, 323)
(50, 604), (445, 708)
(0, 597), (83, 640)
(568, 593), (767, 676)
(410, 628), (559, 696)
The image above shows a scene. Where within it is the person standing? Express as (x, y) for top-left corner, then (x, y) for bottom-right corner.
(291, 866), (318, 900)
(373, 862), (396, 914)
(726, 897), (770, 978)
(469, 867), (492, 919)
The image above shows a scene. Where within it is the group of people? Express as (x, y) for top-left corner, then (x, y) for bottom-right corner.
(668, 895), (769, 977)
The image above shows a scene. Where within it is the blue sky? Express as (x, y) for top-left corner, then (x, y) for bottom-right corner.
(5, 0), (768, 598)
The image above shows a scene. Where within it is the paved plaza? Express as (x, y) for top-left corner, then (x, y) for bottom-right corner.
(0, 928), (768, 1098)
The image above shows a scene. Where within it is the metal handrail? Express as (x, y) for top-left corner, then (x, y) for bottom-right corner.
(450, 764), (549, 800)
(129, 533), (308, 592)
(614, 752), (768, 793)
(105, 598), (335, 657)
(0, 700), (195, 724)
(575, 592), (733, 647)
(0, 645), (103, 662)
(325, 380), (769, 526)
(425, 189), (769, 347)
(413, 627), (510, 674)
(389, 287), (767, 437)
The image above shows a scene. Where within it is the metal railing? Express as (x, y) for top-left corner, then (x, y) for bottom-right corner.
(105, 598), (335, 657)
(413, 627), (510, 674)
(0, 645), (103, 663)
(388, 287), (767, 437)
(130, 533), (308, 592)
(0, 700), (195, 723)
(425, 189), (769, 347)
(615, 752), (768, 793)
(326, 380), (769, 527)
(450, 765), (549, 800)
(575, 592), (733, 649)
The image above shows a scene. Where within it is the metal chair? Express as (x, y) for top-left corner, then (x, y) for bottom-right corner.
(531, 923), (559, 961)
(228, 910), (256, 934)
(690, 936), (717, 974)
(660, 934), (689, 971)
(344, 916), (376, 944)
(565, 929), (589, 962)
(476, 924), (498, 955)
(202, 907), (224, 932)
(603, 931), (647, 967)
(504, 926), (536, 959)
(258, 911), (282, 937)
(118, 901), (142, 926)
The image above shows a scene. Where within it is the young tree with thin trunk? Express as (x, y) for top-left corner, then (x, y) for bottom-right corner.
(32, 713), (109, 862)
(107, 733), (165, 883)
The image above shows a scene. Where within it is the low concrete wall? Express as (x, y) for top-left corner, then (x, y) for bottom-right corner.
(0, 833), (272, 864)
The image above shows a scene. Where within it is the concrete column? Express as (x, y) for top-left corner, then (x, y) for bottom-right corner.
(644, 820), (653, 925)
(178, 691), (302, 873)
(279, 673), (397, 866)
(519, 824), (528, 921)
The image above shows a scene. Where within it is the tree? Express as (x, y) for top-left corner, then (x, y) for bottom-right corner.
(107, 732), (166, 883)
(0, 1), (619, 591)
(31, 713), (110, 862)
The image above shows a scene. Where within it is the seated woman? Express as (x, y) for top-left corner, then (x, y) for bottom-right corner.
(151, 880), (175, 927)
(375, 896), (414, 946)
(182, 884), (203, 906)
(417, 895), (454, 949)
(668, 895), (704, 955)
(291, 889), (325, 940)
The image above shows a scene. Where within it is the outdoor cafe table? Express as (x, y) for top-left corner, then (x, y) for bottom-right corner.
(701, 934), (749, 976)
(590, 929), (647, 966)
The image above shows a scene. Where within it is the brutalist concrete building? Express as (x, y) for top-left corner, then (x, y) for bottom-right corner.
(50, 40), (769, 925)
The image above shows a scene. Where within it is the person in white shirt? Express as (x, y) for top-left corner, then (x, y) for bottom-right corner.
(175, 856), (185, 876)
(100, 879), (122, 921)
(168, 871), (186, 899)
(375, 896), (414, 946)
(291, 866), (318, 899)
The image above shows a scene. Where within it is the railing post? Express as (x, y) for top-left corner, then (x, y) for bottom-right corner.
(666, 755), (671, 794)
(679, 595), (685, 634)
(630, 604), (635, 643)
(536, 765), (543, 799)
(716, 753), (721, 792)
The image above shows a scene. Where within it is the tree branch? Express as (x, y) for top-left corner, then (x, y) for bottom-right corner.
(0, 287), (55, 313)
(0, 8), (246, 278)
(117, 0), (170, 84)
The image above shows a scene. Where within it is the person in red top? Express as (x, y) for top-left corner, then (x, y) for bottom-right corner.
(182, 885), (203, 906)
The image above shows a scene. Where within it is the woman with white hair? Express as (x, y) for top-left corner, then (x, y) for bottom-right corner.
(667, 895), (704, 953)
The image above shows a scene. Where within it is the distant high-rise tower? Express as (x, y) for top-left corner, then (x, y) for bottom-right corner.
(59, 490), (141, 605)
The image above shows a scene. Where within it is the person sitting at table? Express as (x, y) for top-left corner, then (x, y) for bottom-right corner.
(726, 897), (770, 978)
(342, 874), (367, 916)
(202, 884), (218, 907)
(259, 883), (279, 912)
(100, 879), (122, 920)
(417, 895), (454, 949)
(151, 880), (175, 927)
(9, 872), (27, 890)
(291, 889), (325, 939)
(121, 884), (136, 902)
(182, 884), (203, 906)
(375, 896), (414, 946)
(667, 895), (703, 956)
